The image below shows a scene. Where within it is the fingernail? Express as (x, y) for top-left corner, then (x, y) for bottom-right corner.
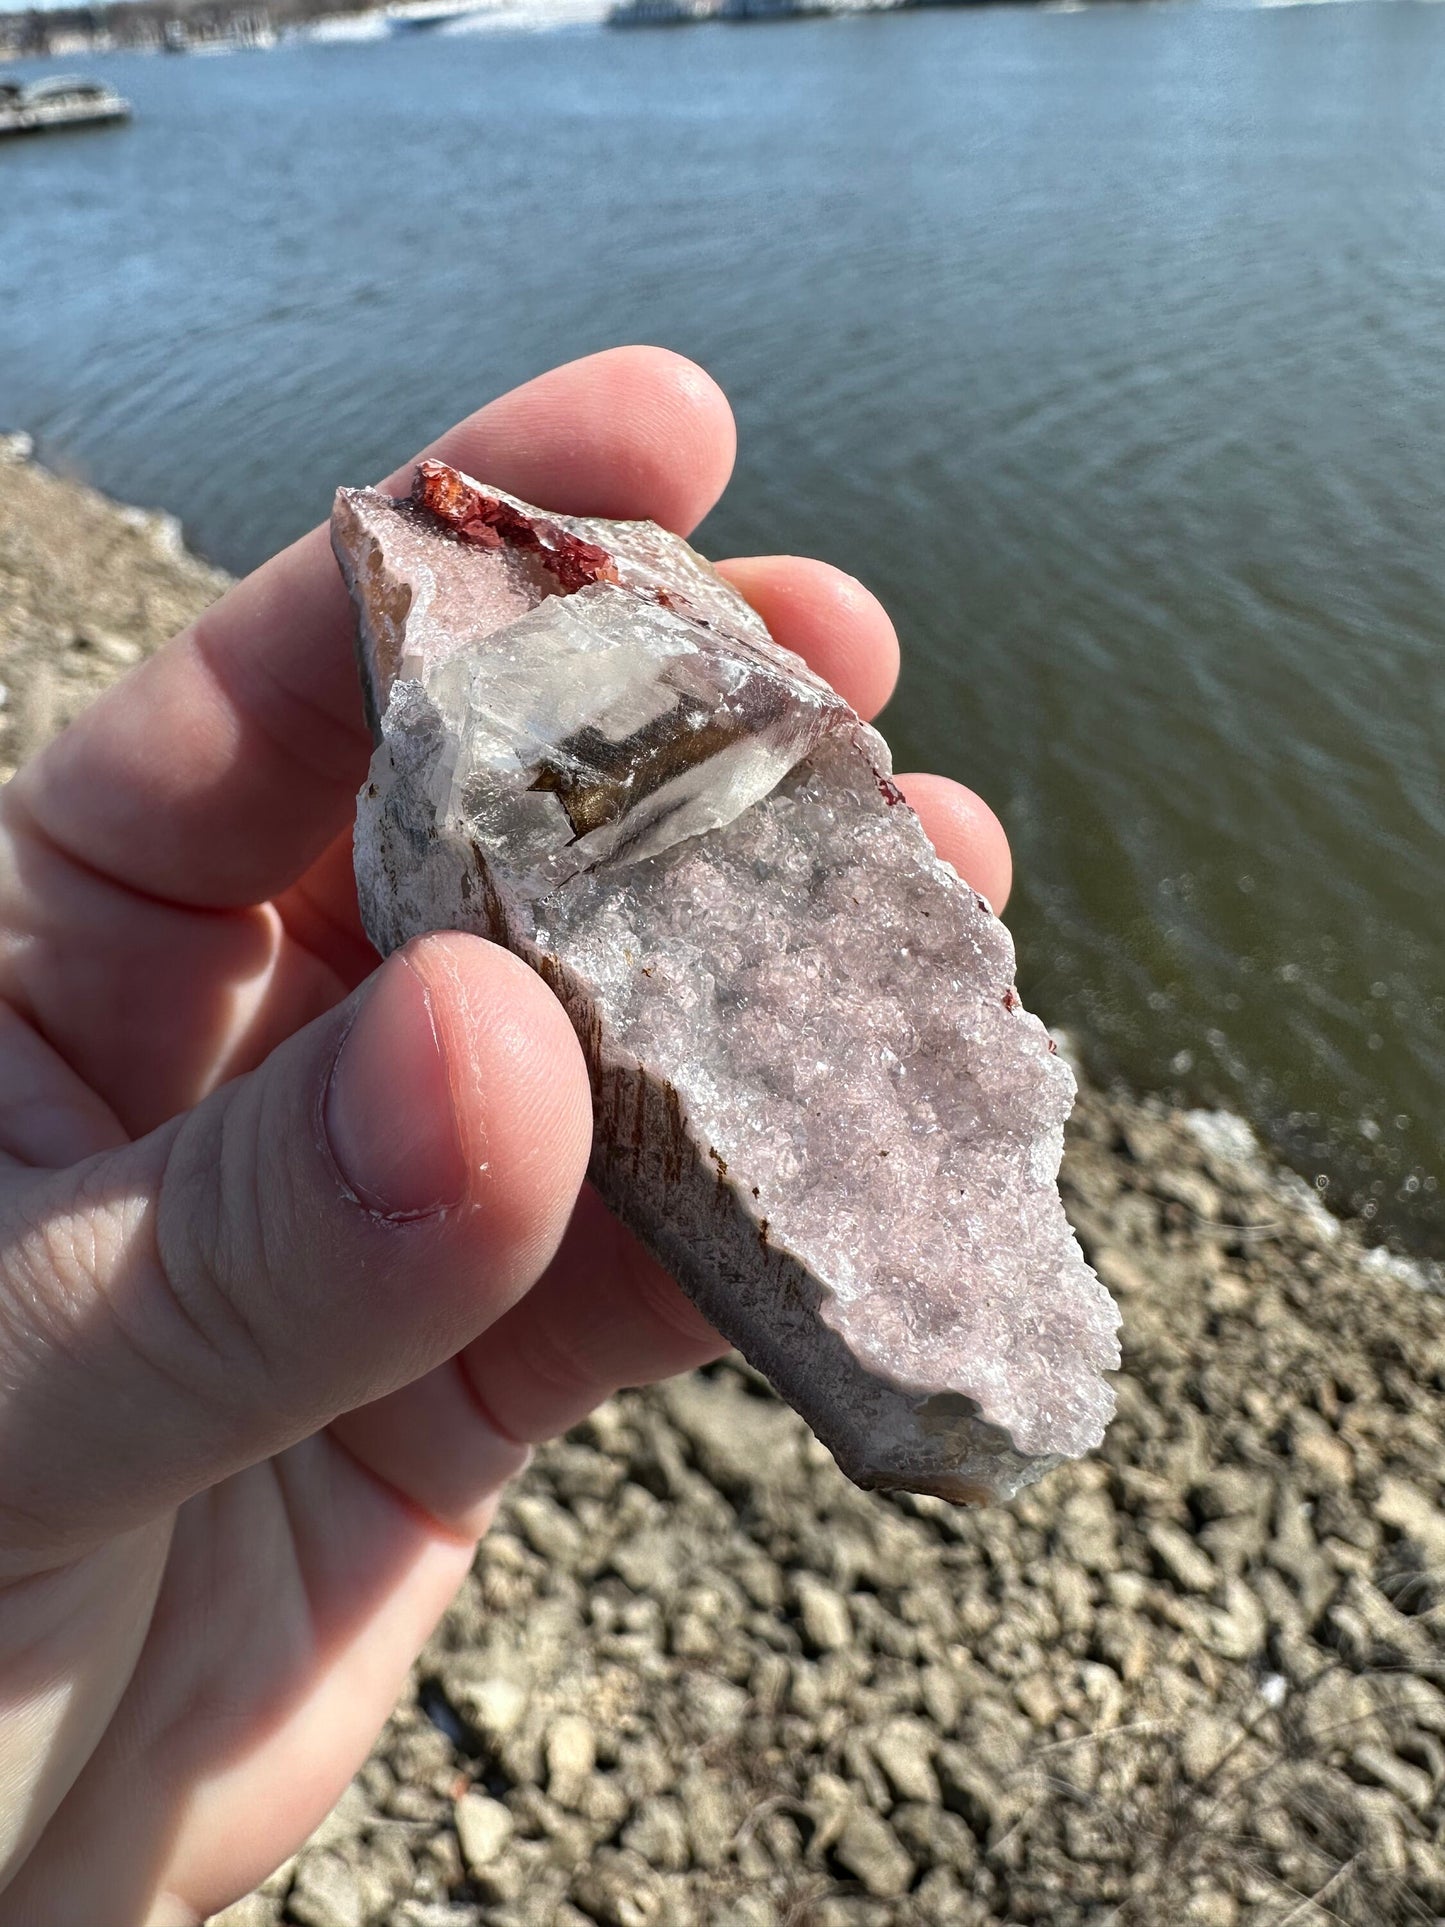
(325, 953), (469, 1219)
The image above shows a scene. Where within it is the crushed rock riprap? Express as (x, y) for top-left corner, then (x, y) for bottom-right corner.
(0, 434), (229, 780)
(0, 448), (1440, 1927)
(230, 1082), (1445, 1927)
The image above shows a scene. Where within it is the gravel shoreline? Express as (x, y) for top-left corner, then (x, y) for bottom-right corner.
(2, 442), (1442, 1927)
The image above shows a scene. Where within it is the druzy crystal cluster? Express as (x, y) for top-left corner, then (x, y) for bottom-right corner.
(334, 464), (1119, 1502)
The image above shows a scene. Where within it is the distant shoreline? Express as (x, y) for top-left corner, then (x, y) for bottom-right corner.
(0, 0), (1129, 67)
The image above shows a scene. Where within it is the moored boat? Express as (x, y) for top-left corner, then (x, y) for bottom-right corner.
(0, 76), (131, 138)
(386, 1), (504, 30)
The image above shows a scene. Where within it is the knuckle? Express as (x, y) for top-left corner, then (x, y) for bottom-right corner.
(477, 1312), (599, 1442)
(507, 1312), (598, 1406)
(0, 1103), (277, 1440)
(151, 1095), (277, 1399)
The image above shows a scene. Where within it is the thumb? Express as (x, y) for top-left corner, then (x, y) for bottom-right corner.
(0, 933), (591, 1575)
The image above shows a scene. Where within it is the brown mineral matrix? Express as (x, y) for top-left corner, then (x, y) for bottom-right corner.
(334, 465), (1120, 1503)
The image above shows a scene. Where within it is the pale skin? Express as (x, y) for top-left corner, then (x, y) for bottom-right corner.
(0, 349), (1012, 1925)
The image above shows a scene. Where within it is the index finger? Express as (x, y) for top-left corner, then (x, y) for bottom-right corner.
(8, 347), (739, 910)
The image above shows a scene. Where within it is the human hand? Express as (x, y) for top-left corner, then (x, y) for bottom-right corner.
(0, 348), (1011, 1925)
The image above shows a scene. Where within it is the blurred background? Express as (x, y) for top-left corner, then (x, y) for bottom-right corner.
(2, 0), (1441, 1256)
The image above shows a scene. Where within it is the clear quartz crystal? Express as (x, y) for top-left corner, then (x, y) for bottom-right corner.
(429, 585), (848, 896)
(334, 466), (1119, 1503)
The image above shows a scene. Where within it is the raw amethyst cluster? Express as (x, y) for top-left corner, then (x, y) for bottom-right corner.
(334, 464), (1119, 1502)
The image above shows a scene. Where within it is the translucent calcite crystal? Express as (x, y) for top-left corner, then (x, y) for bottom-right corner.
(334, 464), (1119, 1502)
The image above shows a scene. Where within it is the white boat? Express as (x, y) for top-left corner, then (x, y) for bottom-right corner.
(385, 0), (609, 33)
(386, 1), (504, 30)
(0, 76), (131, 138)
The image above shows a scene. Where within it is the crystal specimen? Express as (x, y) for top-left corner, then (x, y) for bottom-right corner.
(334, 463), (1119, 1503)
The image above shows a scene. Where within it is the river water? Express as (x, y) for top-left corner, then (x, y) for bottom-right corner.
(2, 3), (1441, 1251)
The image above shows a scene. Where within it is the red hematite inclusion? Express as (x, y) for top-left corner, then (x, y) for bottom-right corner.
(412, 460), (620, 595)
